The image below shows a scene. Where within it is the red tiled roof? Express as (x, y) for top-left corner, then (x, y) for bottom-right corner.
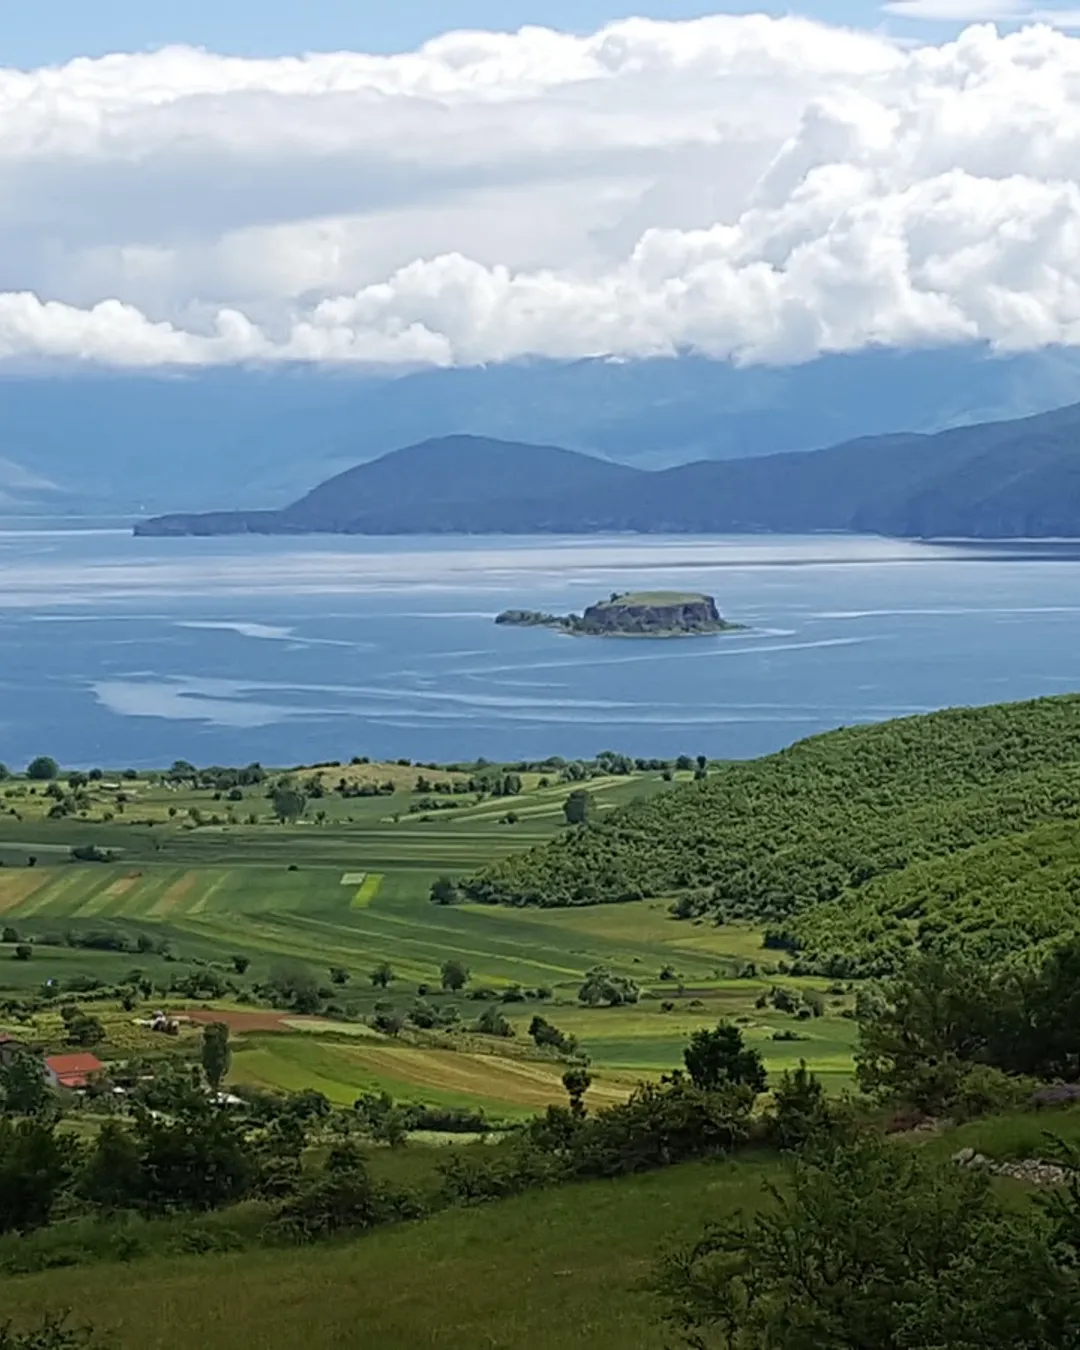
(45, 1053), (104, 1076)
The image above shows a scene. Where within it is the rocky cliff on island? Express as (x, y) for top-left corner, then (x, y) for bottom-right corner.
(495, 591), (741, 638)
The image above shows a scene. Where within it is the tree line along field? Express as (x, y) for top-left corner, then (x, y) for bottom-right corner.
(0, 758), (859, 1117)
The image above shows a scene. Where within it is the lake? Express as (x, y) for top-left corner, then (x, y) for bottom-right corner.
(0, 526), (1078, 769)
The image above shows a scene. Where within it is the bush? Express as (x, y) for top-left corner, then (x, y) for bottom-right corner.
(766, 1061), (838, 1151)
(0, 1316), (103, 1350)
(270, 1142), (422, 1243)
(950, 1064), (1039, 1122)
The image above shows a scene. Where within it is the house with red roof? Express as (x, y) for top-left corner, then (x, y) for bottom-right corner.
(44, 1052), (105, 1090)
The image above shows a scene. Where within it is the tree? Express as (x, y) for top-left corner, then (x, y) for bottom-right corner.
(370, 962), (395, 989)
(562, 1067), (592, 1118)
(0, 1117), (77, 1233)
(430, 875), (459, 906)
(200, 1021), (231, 1091)
(129, 1091), (257, 1213)
(13, 945), (31, 962)
(529, 1015), (576, 1055)
(372, 1010), (405, 1037)
(78, 1119), (143, 1213)
(272, 784), (307, 824)
(330, 966), (350, 985)
(231, 954), (250, 975)
(1, 927), (17, 945)
(657, 1134), (1080, 1350)
(683, 1022), (767, 1095)
(62, 1007), (105, 1048)
(266, 963), (321, 1014)
(0, 1049), (51, 1118)
(440, 958), (469, 992)
(476, 1006), (514, 1038)
(563, 789), (596, 826)
(766, 1060), (836, 1151)
(578, 966), (640, 1007)
(26, 757), (58, 782)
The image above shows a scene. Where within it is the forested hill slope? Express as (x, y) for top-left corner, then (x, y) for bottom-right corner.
(463, 695), (1080, 975)
(137, 398), (1080, 538)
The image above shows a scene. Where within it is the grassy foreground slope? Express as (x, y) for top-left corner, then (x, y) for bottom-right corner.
(0, 1160), (770, 1350)
(8, 1100), (1080, 1350)
(466, 695), (1080, 973)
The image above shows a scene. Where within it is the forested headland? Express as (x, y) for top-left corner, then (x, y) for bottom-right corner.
(464, 694), (1080, 975)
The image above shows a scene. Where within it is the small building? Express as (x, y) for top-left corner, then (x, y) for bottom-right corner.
(44, 1052), (105, 1090)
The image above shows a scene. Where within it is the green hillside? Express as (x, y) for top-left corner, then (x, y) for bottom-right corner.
(465, 695), (1080, 974)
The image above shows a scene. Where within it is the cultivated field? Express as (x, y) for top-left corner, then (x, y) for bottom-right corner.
(0, 763), (858, 1113)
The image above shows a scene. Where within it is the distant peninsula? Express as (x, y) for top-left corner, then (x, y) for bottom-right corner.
(495, 591), (742, 638)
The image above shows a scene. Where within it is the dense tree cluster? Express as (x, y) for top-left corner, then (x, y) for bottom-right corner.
(465, 695), (1080, 971)
(856, 935), (1080, 1112)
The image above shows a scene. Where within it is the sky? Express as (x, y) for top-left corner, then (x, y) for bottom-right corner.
(2, 2), (1080, 369)
(0, 1), (921, 68)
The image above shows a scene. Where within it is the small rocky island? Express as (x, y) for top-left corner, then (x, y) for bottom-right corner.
(495, 591), (742, 638)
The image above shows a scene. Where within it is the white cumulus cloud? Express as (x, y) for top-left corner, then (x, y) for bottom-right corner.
(4, 16), (1080, 367)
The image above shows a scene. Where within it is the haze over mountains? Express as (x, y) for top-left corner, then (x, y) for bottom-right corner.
(7, 344), (1080, 515)
(137, 399), (1080, 541)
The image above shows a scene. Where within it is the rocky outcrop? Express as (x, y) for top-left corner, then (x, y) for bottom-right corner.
(952, 1146), (1073, 1187)
(496, 592), (740, 638)
(580, 594), (724, 635)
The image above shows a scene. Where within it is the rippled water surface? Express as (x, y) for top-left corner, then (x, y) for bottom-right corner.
(1, 527), (1077, 767)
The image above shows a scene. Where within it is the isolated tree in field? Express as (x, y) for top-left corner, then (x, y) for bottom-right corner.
(429, 875), (459, 906)
(1, 927), (17, 945)
(272, 784), (307, 824)
(370, 962), (395, 989)
(200, 1021), (231, 1091)
(0, 763), (9, 782)
(62, 1007), (104, 1048)
(267, 963), (321, 1015)
(683, 1022), (767, 1095)
(13, 945), (31, 962)
(440, 958), (469, 992)
(578, 966), (640, 1007)
(231, 954), (250, 975)
(562, 1066), (592, 1118)
(26, 757), (58, 782)
(563, 788), (596, 826)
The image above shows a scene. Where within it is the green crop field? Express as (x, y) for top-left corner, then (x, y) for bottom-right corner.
(0, 762), (858, 1114)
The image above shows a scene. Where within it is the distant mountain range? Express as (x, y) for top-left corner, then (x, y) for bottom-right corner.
(135, 400), (1080, 540)
(7, 343), (1080, 513)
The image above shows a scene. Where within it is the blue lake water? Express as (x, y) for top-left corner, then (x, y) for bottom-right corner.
(1, 527), (1078, 769)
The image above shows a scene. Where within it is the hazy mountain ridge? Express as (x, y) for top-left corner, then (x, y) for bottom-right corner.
(136, 400), (1080, 540)
(7, 344), (1080, 513)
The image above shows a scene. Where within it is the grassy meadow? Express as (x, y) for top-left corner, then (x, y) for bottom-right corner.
(0, 763), (858, 1116)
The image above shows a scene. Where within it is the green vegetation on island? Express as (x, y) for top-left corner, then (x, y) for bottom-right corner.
(496, 590), (741, 637)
